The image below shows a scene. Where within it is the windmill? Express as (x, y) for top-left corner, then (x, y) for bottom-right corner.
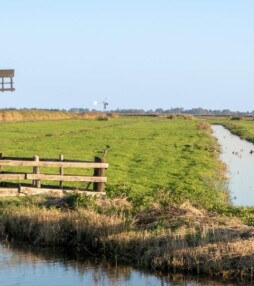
(102, 98), (109, 111)
(0, 69), (15, 92)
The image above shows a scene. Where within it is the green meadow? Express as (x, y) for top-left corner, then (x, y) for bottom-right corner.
(0, 116), (227, 208)
(2, 115), (254, 280)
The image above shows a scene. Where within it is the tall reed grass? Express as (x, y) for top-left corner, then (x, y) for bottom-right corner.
(0, 194), (254, 281)
(0, 110), (118, 122)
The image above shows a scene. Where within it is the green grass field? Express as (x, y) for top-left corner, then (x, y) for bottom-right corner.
(2, 115), (254, 280)
(0, 116), (228, 208)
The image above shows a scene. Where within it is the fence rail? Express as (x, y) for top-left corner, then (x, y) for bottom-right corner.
(0, 153), (108, 196)
(0, 160), (108, 168)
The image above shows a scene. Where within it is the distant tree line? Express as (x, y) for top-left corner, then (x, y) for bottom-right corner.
(70, 107), (254, 116)
(1, 107), (254, 116)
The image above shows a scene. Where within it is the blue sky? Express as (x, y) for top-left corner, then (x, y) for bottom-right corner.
(1, 0), (253, 111)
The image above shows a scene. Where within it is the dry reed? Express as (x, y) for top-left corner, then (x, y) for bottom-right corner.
(0, 110), (117, 122)
(0, 198), (254, 281)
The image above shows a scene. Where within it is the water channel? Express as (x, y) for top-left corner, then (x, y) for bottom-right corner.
(0, 243), (249, 286)
(211, 125), (254, 206)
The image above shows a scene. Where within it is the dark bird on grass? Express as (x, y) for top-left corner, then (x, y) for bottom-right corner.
(102, 145), (111, 158)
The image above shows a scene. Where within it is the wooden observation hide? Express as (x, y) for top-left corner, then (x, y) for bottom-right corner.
(0, 69), (15, 92)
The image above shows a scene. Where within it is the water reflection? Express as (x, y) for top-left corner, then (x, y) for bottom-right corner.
(0, 243), (249, 286)
(212, 125), (254, 206)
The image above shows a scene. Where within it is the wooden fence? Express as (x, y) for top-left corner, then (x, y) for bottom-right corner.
(0, 69), (15, 92)
(0, 153), (108, 196)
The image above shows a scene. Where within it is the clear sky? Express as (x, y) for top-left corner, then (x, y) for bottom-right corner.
(1, 0), (253, 111)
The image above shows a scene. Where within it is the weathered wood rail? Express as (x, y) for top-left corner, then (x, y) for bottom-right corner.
(0, 69), (15, 92)
(0, 153), (108, 196)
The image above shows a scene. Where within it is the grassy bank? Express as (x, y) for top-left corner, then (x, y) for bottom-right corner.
(1, 115), (254, 281)
(211, 117), (254, 144)
(1, 194), (254, 282)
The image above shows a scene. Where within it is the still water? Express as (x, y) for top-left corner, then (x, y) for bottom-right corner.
(0, 243), (246, 286)
(212, 125), (254, 206)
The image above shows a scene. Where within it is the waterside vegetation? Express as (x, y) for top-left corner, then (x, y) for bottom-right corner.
(1, 194), (254, 283)
(211, 116), (254, 145)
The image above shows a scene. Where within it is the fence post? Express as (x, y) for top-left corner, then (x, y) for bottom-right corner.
(93, 157), (106, 192)
(59, 154), (64, 189)
(33, 155), (41, 188)
(0, 153), (2, 173)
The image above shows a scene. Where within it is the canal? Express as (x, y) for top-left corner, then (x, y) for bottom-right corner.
(0, 243), (249, 286)
(212, 124), (254, 206)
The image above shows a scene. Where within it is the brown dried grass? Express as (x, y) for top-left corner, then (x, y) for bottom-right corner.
(1, 200), (254, 281)
(166, 114), (194, 120)
(0, 110), (116, 122)
(197, 121), (211, 131)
